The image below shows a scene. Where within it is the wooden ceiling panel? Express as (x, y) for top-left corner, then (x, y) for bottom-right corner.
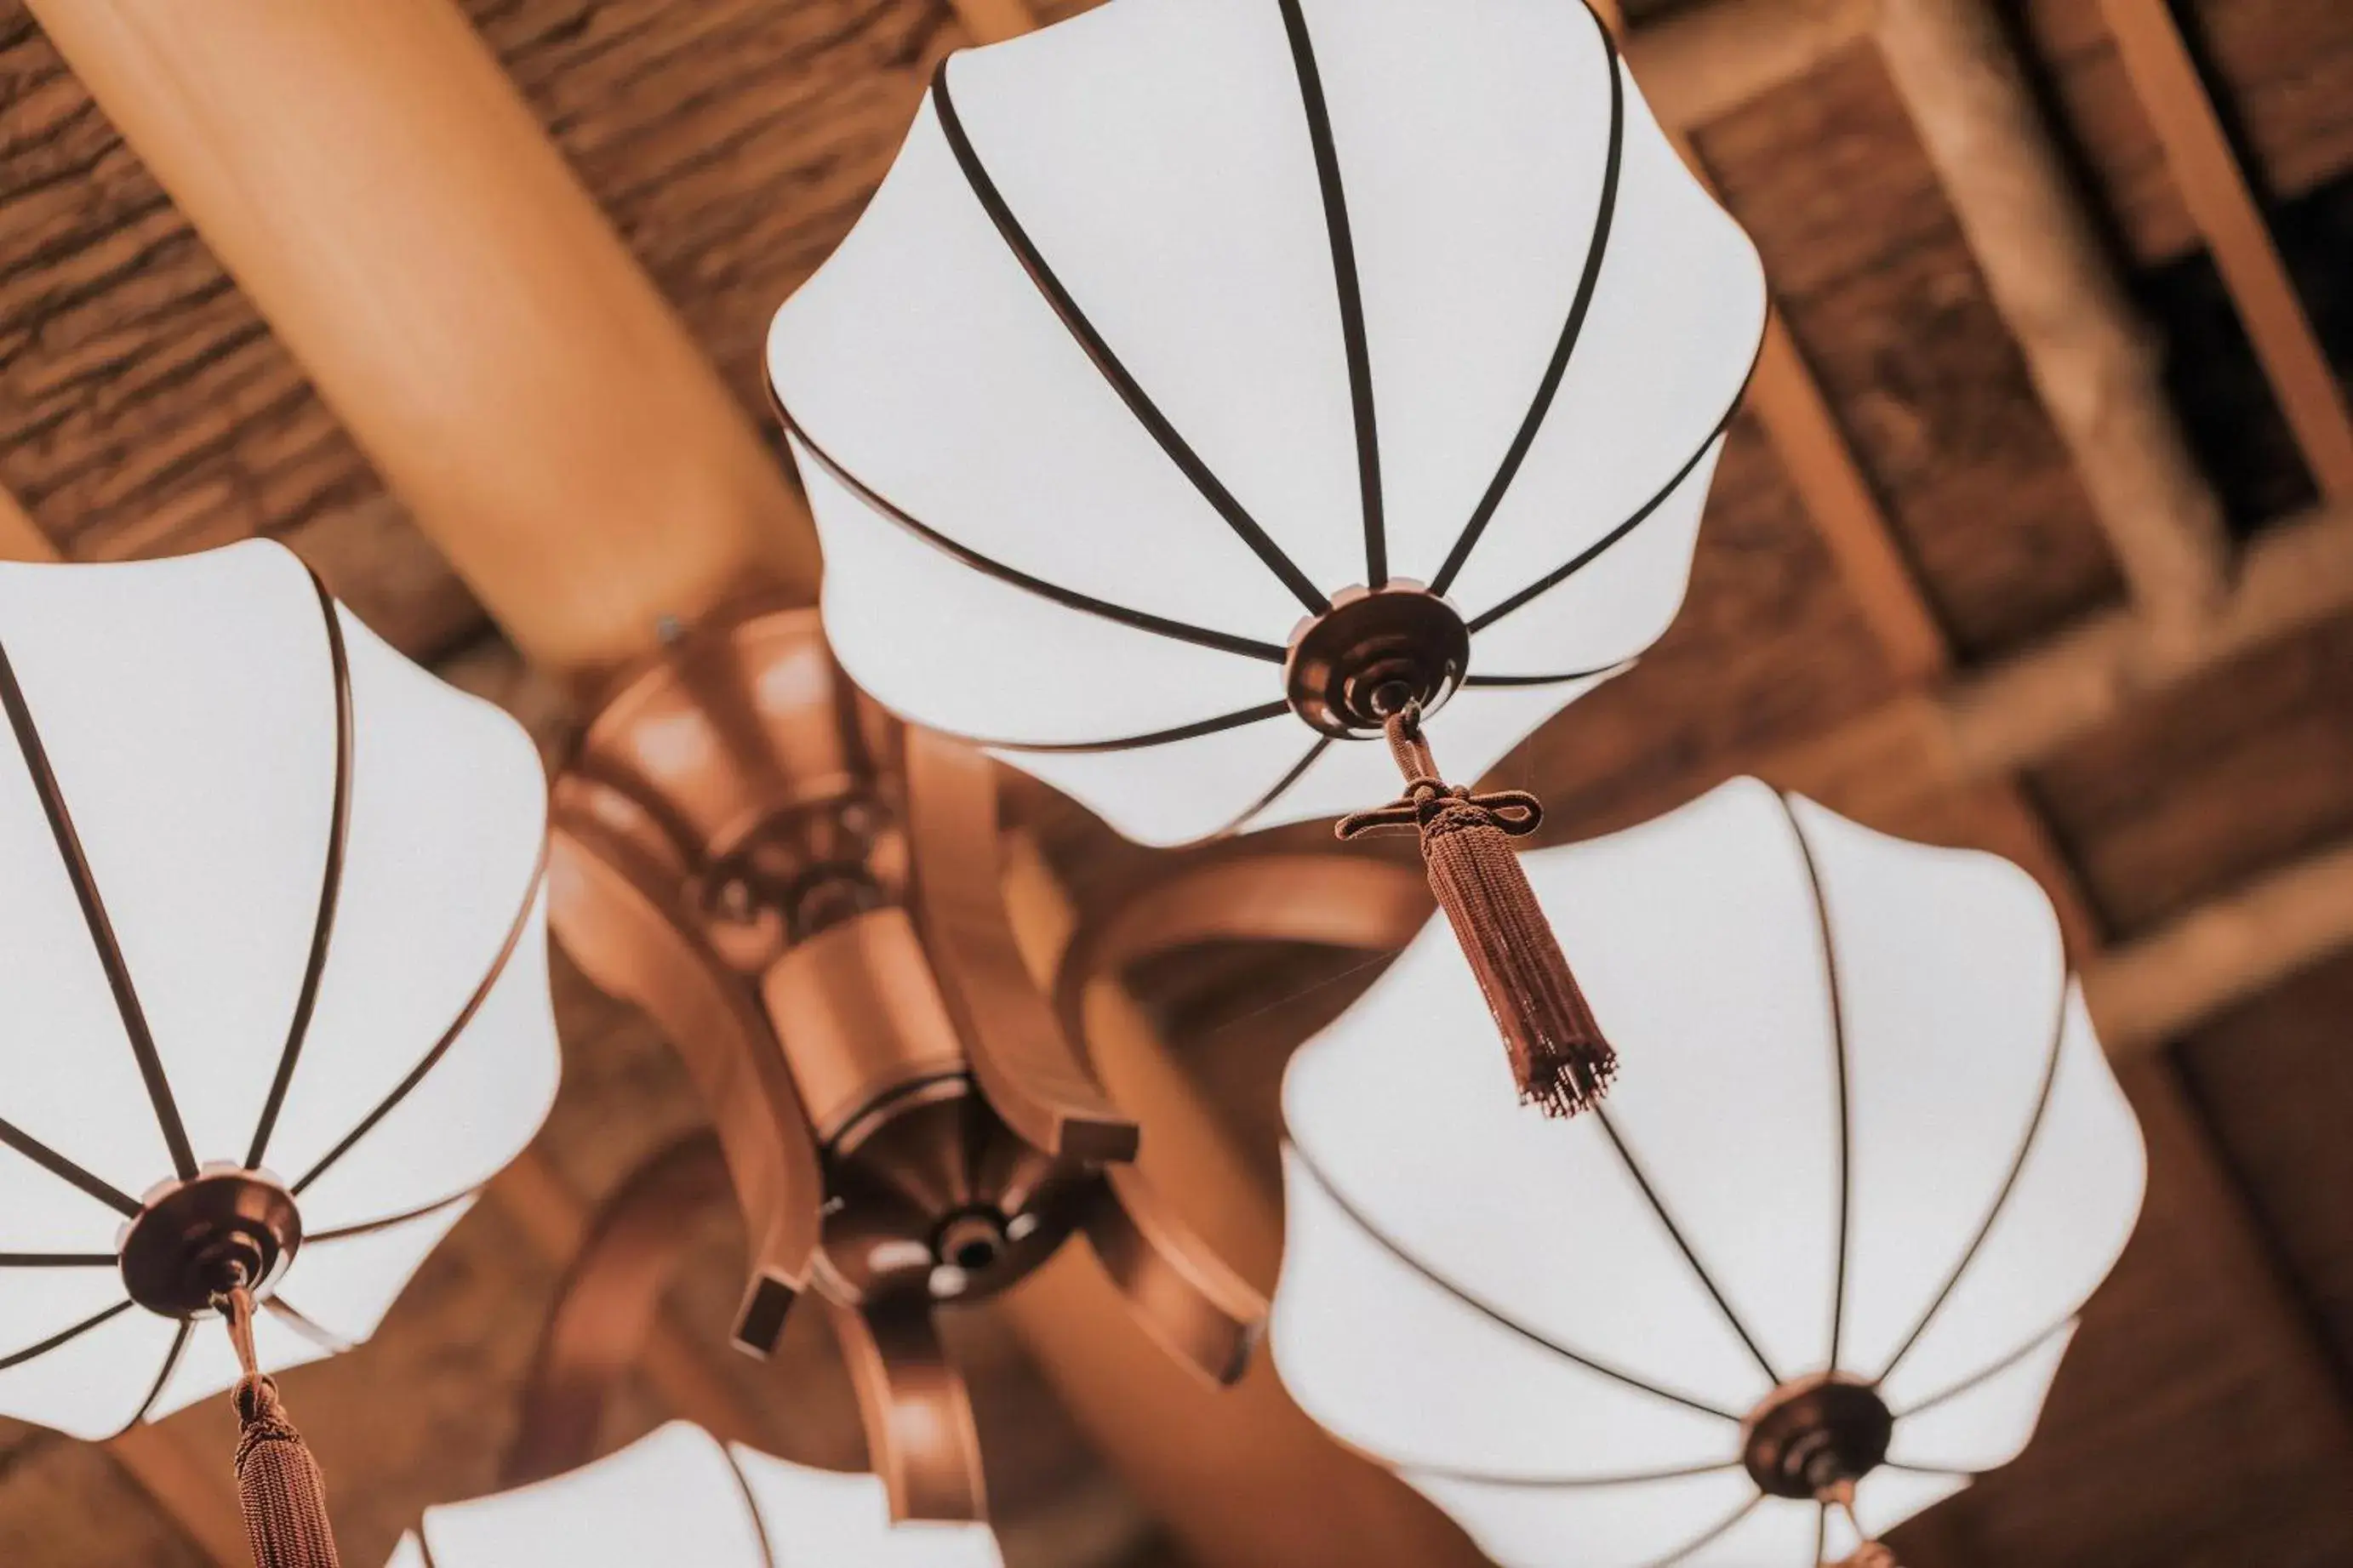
(1698, 41), (2126, 657)
(2174, 948), (2353, 1388)
(0, 13), (480, 649)
(469, 0), (956, 429)
(2025, 0), (2353, 265)
(2025, 607), (2353, 936)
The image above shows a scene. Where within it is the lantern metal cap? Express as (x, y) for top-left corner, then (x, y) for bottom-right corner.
(118, 1166), (303, 1320)
(1739, 1372), (1894, 1500)
(1284, 582), (1471, 738)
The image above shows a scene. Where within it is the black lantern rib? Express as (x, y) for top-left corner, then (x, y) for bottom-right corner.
(0, 1299), (133, 1371)
(1813, 1503), (1829, 1566)
(1890, 1314), (2076, 1424)
(1467, 409), (1738, 636)
(1288, 1141), (1746, 1423)
(1783, 797), (1856, 1371)
(0, 639), (197, 1181)
(0, 1115), (141, 1219)
(306, 1188), (475, 1245)
(291, 852), (547, 1199)
(1431, 6), (1626, 600)
(264, 1296), (351, 1354)
(123, 1320), (191, 1431)
(1463, 658), (1635, 689)
(982, 701), (1291, 755)
(1222, 735), (1330, 838)
(416, 1531), (446, 1568)
(1591, 1108), (1782, 1385)
(721, 1445), (782, 1568)
(1276, 0), (1387, 590)
(1872, 982), (2072, 1389)
(931, 60), (1332, 618)
(246, 573), (356, 1172)
(1641, 1492), (1762, 1568)
(1399, 1457), (1741, 1492)
(786, 415), (1288, 664)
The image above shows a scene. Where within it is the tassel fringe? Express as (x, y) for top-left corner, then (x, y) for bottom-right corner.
(1338, 706), (1615, 1116)
(232, 1373), (344, 1568)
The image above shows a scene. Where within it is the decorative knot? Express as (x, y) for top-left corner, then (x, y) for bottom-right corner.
(1337, 779), (1543, 841)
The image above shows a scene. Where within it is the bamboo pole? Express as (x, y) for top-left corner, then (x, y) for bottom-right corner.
(20, 0), (819, 681)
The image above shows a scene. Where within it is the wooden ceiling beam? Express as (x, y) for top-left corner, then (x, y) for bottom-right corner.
(2089, 835), (2353, 1059)
(945, 0), (1041, 47)
(1873, 0), (2230, 632)
(19, 0), (819, 682)
(1766, 500), (2353, 816)
(105, 1427), (248, 1568)
(2099, 0), (2353, 502)
(1631, 0), (1881, 133)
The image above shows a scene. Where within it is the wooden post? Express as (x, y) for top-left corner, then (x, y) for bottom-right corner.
(21, 0), (819, 680)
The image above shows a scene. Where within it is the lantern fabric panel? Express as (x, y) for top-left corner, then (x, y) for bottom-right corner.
(395, 1421), (1004, 1567)
(1272, 778), (2148, 1563)
(0, 541), (556, 1440)
(768, 0), (1767, 846)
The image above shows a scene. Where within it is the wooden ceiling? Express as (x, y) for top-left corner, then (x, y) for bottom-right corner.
(3, 0), (2352, 1565)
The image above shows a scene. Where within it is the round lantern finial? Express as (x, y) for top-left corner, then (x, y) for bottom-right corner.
(1739, 1373), (1895, 1501)
(117, 1166), (304, 1320)
(1283, 583), (1471, 738)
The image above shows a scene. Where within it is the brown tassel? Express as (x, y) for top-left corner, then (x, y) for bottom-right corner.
(1337, 704), (1615, 1116)
(217, 1287), (344, 1568)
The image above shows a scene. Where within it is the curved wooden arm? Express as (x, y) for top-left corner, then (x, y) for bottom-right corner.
(905, 727), (1139, 1165)
(505, 1134), (735, 1485)
(1086, 1166), (1265, 1388)
(1053, 852), (1432, 1049)
(828, 1292), (989, 1523)
(547, 808), (822, 1354)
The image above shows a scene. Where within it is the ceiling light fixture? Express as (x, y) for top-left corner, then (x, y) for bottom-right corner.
(0, 542), (558, 1568)
(1271, 780), (2147, 1566)
(386, 1421), (1002, 1567)
(765, 0), (1768, 1115)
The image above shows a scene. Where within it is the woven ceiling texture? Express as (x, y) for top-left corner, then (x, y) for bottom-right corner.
(2, 0), (2351, 1565)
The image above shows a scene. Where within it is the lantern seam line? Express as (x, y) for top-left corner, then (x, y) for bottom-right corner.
(1870, 982), (2073, 1389)
(1396, 1457), (1743, 1491)
(0, 636), (199, 1180)
(1640, 1490), (1763, 1568)
(1276, 0), (1388, 590)
(262, 1295), (351, 1355)
(289, 852), (546, 1199)
(1461, 657), (1634, 688)
(970, 700), (1292, 755)
(1888, 1314), (2075, 1423)
(245, 571), (356, 1172)
(1430, 3), (1626, 601)
(118, 1318), (190, 1434)
(1465, 314), (1764, 636)
(720, 1443), (780, 1568)
(1781, 795), (1855, 1371)
(1228, 735), (1333, 839)
(1592, 1108), (1783, 1384)
(1285, 1139), (1745, 1421)
(782, 413), (1291, 664)
(930, 57), (1334, 618)
(0, 1115), (142, 1218)
(0, 1297), (133, 1371)
(305, 1188), (474, 1244)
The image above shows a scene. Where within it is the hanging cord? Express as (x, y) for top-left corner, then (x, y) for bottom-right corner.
(1819, 1480), (1901, 1568)
(213, 1276), (345, 1568)
(1336, 698), (1616, 1116)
